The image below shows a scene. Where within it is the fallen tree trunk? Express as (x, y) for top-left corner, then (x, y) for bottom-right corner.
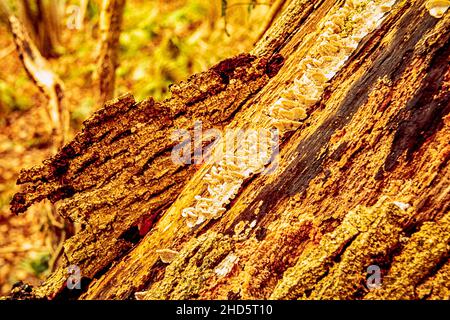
(10, 0), (450, 300)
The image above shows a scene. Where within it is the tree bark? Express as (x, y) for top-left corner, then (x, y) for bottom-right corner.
(10, 0), (450, 300)
(254, 0), (289, 44)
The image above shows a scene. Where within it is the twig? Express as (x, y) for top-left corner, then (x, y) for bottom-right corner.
(8, 15), (68, 149)
(46, 203), (64, 229)
(48, 229), (66, 272)
(0, 44), (14, 60)
(76, 0), (89, 30)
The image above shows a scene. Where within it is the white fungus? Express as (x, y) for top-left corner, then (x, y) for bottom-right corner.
(425, 0), (450, 18)
(156, 248), (179, 263)
(181, 0), (397, 228)
(214, 253), (239, 277)
(267, 0), (397, 136)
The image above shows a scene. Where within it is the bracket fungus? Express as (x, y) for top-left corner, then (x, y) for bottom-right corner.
(181, 0), (397, 228)
(181, 129), (277, 227)
(156, 249), (179, 264)
(267, 0), (396, 135)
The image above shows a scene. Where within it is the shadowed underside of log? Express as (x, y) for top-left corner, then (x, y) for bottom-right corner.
(10, 0), (450, 300)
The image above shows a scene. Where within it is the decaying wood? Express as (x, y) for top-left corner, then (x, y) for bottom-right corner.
(10, 0), (450, 300)
(11, 50), (282, 298)
(95, 0), (126, 105)
(8, 14), (68, 148)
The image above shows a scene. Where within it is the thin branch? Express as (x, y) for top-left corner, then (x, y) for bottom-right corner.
(95, 0), (126, 105)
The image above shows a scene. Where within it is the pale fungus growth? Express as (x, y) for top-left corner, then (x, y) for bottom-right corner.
(181, 129), (277, 227)
(214, 253), (239, 277)
(134, 291), (149, 300)
(392, 201), (411, 211)
(381, 0), (397, 12)
(267, 0), (396, 136)
(272, 118), (304, 132)
(156, 248), (179, 263)
(425, 0), (450, 18)
(181, 0), (396, 228)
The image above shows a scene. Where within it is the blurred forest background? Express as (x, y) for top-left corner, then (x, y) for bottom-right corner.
(0, 0), (279, 295)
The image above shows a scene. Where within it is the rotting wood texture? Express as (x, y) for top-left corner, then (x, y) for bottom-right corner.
(10, 50), (284, 299)
(9, 0), (450, 300)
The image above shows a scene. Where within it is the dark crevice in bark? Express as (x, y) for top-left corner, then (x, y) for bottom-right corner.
(383, 41), (450, 172)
